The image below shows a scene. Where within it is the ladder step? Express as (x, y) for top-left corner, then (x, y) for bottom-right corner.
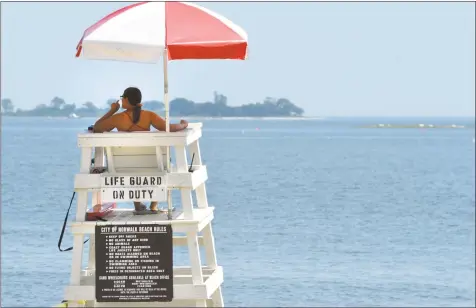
(71, 208), (215, 234)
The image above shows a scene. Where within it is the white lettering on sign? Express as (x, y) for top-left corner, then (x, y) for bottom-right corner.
(100, 175), (168, 203)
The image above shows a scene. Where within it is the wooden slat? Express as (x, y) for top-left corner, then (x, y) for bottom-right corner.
(105, 147), (115, 173)
(113, 155), (159, 168)
(72, 208), (215, 235)
(155, 146), (165, 172)
(104, 210), (131, 222)
(111, 212), (135, 223)
(112, 167), (165, 174)
(75, 165), (207, 190)
(112, 146), (160, 156)
(77, 124), (203, 148)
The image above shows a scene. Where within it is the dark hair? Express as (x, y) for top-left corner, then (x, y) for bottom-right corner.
(122, 87), (142, 124)
(132, 104), (142, 124)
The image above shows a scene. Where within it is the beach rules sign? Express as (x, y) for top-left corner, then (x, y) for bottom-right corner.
(100, 175), (167, 203)
(95, 224), (173, 302)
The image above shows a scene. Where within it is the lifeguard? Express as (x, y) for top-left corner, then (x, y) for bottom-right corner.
(93, 87), (188, 214)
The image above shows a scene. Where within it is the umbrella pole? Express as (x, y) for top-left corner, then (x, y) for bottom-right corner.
(164, 50), (173, 220)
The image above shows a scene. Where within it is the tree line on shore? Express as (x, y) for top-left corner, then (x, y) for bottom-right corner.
(1, 92), (304, 117)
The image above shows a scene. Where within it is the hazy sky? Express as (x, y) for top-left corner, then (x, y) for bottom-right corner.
(1, 1), (475, 116)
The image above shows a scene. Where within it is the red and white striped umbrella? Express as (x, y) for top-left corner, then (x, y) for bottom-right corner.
(75, 1), (248, 62)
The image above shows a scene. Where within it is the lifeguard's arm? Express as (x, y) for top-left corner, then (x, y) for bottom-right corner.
(150, 112), (187, 132)
(93, 111), (119, 133)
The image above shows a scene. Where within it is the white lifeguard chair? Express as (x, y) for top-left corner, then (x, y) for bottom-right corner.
(62, 123), (223, 308)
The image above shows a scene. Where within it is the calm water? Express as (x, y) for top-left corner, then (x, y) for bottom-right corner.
(1, 116), (475, 307)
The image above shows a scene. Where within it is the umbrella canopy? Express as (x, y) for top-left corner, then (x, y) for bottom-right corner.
(75, 1), (248, 63)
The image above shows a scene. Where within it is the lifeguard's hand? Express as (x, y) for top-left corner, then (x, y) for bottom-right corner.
(180, 119), (189, 128)
(110, 101), (120, 113)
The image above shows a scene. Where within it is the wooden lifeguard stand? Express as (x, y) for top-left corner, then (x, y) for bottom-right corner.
(62, 123), (223, 307)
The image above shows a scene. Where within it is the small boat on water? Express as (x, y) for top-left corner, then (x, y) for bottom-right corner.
(68, 113), (80, 119)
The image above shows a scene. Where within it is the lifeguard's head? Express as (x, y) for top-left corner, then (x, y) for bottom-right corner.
(120, 87), (142, 110)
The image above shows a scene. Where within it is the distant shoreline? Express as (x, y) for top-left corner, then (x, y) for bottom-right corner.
(0, 95), (306, 118)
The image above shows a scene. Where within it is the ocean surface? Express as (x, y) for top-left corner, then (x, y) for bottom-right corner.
(1, 116), (475, 307)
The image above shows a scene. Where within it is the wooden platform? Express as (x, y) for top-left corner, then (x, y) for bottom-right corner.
(73, 208), (215, 234)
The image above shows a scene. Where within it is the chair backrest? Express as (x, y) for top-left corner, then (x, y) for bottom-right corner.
(103, 146), (168, 173)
